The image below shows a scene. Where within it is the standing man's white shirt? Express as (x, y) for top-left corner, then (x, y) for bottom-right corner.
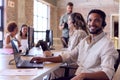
(61, 32), (118, 80)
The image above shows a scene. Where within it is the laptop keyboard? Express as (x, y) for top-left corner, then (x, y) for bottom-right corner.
(22, 60), (33, 66)
(22, 60), (43, 67)
(17, 59), (43, 68)
(22, 60), (30, 64)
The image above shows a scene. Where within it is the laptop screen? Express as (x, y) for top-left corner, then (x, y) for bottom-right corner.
(11, 39), (19, 53)
(11, 39), (21, 63)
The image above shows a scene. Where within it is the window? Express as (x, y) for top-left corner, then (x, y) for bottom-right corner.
(33, 0), (50, 44)
(0, 0), (2, 6)
(0, 0), (4, 48)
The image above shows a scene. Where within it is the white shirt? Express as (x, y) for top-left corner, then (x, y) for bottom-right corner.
(61, 32), (118, 80)
(67, 30), (87, 51)
(16, 34), (28, 51)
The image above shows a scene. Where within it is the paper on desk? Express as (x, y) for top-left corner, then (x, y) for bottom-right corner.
(0, 69), (38, 75)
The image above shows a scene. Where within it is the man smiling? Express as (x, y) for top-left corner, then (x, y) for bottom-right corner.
(87, 9), (106, 35)
(31, 9), (118, 80)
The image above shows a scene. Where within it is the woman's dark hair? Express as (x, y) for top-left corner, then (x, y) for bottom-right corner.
(20, 24), (27, 37)
(7, 22), (17, 32)
(70, 12), (89, 34)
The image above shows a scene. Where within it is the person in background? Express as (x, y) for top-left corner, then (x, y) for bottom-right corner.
(67, 12), (89, 51)
(4, 22), (21, 48)
(59, 2), (73, 48)
(50, 12), (89, 79)
(16, 24), (28, 51)
(30, 9), (118, 80)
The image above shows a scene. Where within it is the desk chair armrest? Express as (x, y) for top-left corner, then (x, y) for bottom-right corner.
(60, 63), (78, 77)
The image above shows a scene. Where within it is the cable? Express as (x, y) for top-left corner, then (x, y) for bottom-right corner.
(8, 59), (15, 65)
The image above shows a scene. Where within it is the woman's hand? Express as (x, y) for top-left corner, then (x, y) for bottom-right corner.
(17, 40), (21, 47)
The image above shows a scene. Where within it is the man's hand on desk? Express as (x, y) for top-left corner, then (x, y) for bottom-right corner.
(30, 51), (53, 64)
(30, 57), (45, 64)
(30, 51), (63, 63)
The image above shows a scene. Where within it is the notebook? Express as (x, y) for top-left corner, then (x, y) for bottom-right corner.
(11, 39), (43, 68)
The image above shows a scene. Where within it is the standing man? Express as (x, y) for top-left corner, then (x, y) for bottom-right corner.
(31, 9), (118, 80)
(59, 2), (73, 48)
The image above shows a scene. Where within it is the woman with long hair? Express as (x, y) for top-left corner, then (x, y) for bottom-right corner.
(50, 12), (89, 79)
(16, 24), (28, 52)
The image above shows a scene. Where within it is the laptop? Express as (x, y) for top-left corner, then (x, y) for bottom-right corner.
(11, 39), (44, 68)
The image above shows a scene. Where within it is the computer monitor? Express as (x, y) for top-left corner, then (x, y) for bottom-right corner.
(28, 27), (34, 50)
(46, 30), (54, 50)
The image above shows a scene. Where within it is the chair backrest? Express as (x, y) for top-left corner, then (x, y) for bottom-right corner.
(40, 40), (50, 51)
(114, 49), (120, 71)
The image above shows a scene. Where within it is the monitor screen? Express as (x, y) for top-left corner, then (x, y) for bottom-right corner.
(46, 30), (53, 48)
(28, 27), (34, 50)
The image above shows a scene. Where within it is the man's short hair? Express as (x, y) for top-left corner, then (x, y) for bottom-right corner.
(67, 2), (73, 6)
(87, 9), (106, 28)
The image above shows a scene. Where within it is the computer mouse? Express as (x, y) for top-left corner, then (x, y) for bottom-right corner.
(30, 60), (37, 63)
(33, 60), (37, 63)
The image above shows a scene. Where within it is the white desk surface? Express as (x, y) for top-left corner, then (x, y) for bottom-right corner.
(0, 54), (62, 80)
(0, 48), (13, 55)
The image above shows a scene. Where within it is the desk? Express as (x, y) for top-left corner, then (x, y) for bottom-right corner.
(0, 54), (62, 80)
(0, 47), (43, 56)
(112, 64), (120, 80)
(0, 48), (13, 55)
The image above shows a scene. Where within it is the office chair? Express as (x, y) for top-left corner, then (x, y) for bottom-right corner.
(114, 49), (120, 71)
(60, 63), (78, 77)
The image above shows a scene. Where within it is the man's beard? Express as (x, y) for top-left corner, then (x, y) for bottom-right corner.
(89, 27), (103, 34)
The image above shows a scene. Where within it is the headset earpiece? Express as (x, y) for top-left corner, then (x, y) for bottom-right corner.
(102, 21), (106, 27)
